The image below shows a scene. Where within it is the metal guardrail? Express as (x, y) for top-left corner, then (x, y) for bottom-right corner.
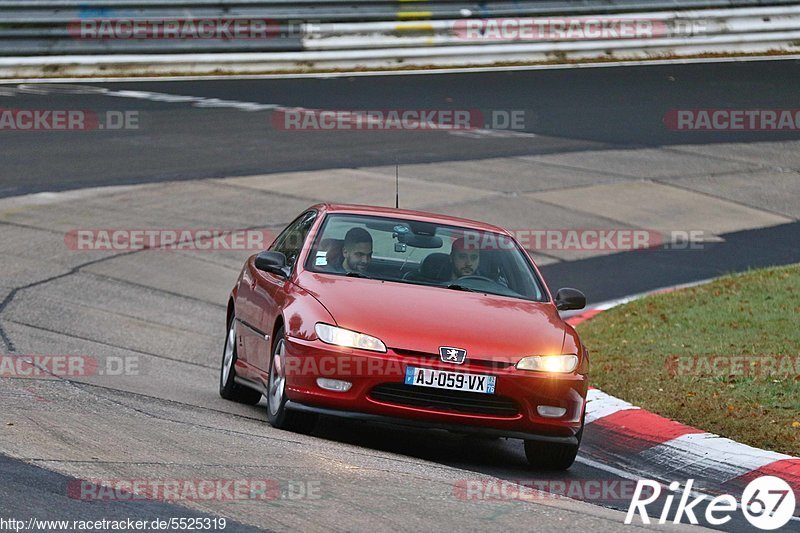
(1, 0), (799, 55)
(1, 1), (800, 77)
(304, 7), (800, 49)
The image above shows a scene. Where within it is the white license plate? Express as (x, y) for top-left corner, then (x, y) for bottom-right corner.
(404, 366), (496, 394)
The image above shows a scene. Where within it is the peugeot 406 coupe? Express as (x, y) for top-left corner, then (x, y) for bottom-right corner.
(220, 204), (588, 469)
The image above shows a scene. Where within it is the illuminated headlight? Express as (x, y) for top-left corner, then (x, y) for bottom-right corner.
(314, 323), (386, 353)
(516, 355), (579, 373)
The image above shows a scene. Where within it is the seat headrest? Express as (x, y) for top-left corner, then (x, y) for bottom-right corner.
(322, 239), (344, 265)
(420, 253), (450, 281)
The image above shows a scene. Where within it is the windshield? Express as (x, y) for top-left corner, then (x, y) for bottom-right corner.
(305, 213), (547, 302)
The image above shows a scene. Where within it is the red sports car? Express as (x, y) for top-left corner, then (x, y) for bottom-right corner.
(220, 204), (589, 469)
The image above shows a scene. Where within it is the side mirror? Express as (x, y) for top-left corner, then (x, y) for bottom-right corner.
(255, 251), (289, 277)
(555, 288), (586, 311)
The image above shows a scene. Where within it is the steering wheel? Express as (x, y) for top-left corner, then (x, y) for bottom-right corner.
(453, 275), (495, 283)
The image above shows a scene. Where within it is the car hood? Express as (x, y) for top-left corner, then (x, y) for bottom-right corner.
(298, 273), (566, 361)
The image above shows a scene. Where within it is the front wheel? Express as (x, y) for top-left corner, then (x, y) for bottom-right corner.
(265, 327), (317, 433)
(524, 427), (582, 470)
(219, 314), (263, 405)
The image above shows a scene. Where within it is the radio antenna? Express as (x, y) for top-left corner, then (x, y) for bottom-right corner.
(395, 164), (399, 209)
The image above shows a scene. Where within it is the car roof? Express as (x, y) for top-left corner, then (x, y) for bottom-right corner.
(309, 203), (512, 235)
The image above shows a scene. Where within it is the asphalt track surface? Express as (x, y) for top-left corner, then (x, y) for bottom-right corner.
(1, 60), (799, 532)
(1, 59), (800, 198)
(0, 454), (264, 533)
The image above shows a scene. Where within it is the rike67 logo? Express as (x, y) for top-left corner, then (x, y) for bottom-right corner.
(625, 476), (796, 530)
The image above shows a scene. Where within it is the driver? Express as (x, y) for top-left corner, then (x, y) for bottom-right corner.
(337, 227), (373, 274)
(449, 237), (480, 280)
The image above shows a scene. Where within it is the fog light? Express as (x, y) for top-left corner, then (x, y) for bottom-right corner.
(316, 378), (352, 392)
(537, 405), (567, 418)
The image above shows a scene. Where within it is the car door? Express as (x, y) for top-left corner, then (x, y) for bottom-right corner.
(234, 259), (264, 379)
(250, 210), (318, 377)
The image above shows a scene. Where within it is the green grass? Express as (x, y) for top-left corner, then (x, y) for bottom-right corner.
(578, 264), (800, 456)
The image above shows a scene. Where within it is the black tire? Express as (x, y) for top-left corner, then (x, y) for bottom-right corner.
(219, 313), (263, 405)
(265, 326), (317, 434)
(524, 427), (582, 470)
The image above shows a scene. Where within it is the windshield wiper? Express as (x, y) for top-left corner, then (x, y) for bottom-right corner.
(445, 283), (476, 292)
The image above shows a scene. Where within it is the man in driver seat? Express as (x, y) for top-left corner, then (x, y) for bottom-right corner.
(325, 227), (373, 274)
(449, 238), (480, 280)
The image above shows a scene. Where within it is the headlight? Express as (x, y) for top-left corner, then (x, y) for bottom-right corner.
(516, 355), (579, 373)
(314, 323), (386, 353)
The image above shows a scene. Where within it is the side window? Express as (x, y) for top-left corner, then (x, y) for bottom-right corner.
(270, 211), (317, 269)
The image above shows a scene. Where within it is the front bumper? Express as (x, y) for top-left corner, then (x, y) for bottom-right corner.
(283, 336), (588, 441)
(285, 401), (580, 445)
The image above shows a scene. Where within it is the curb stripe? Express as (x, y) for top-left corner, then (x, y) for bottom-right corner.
(639, 432), (792, 483)
(576, 279), (798, 508)
(756, 458), (800, 485)
(565, 309), (603, 326)
(590, 409), (704, 454)
(730, 459), (800, 507)
(585, 388), (638, 424)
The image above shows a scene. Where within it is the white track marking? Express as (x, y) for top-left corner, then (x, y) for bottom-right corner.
(585, 388), (640, 424)
(639, 432), (794, 483)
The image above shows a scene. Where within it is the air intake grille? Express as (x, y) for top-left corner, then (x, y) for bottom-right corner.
(370, 383), (520, 417)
